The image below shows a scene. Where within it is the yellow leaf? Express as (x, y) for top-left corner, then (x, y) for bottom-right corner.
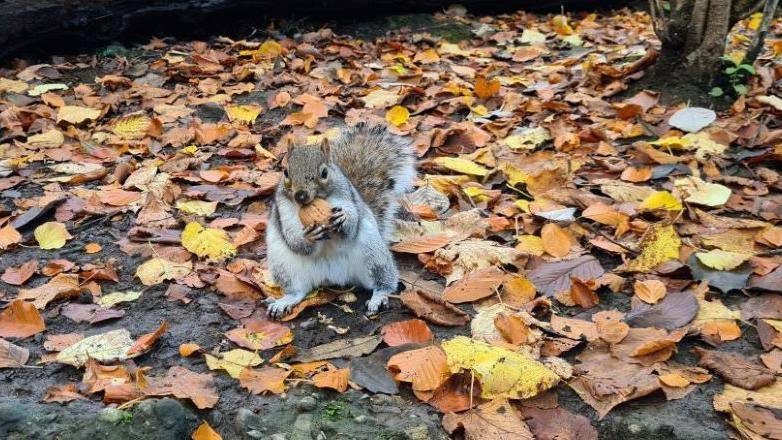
(34, 222), (72, 250)
(433, 157), (490, 177)
(56, 105), (101, 125)
(552, 15), (574, 35)
(181, 222), (237, 261)
(27, 129), (64, 149)
(97, 291), (142, 308)
(695, 249), (750, 271)
(135, 258), (193, 286)
(639, 191), (683, 212)
(257, 40), (283, 58)
(658, 373), (690, 388)
(520, 29), (546, 44)
(691, 289), (741, 336)
(747, 12), (762, 30)
(0, 78), (29, 94)
(438, 42), (471, 56)
(675, 177), (731, 207)
(652, 136), (691, 150)
(413, 48), (440, 64)
(112, 113), (152, 139)
(515, 235), (544, 256)
(176, 200), (218, 216)
(441, 336), (559, 399)
(181, 145), (198, 155)
(714, 379), (782, 413)
(56, 329), (134, 367)
(634, 279), (667, 304)
(625, 224), (681, 272)
(27, 83), (68, 96)
(499, 162), (527, 186)
(503, 127), (551, 151)
(683, 133), (728, 160)
(385, 105), (410, 127)
(205, 349), (263, 379)
(224, 104), (262, 124)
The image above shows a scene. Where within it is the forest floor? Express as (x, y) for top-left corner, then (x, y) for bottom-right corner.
(1, 6), (781, 440)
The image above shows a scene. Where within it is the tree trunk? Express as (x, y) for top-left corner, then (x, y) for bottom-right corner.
(649, 0), (767, 85)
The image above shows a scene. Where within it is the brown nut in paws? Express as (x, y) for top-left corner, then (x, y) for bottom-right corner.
(298, 198), (332, 228)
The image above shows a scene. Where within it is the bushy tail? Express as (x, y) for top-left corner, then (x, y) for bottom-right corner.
(329, 124), (416, 239)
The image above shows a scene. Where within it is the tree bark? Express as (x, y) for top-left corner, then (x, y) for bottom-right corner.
(0, 0), (624, 61)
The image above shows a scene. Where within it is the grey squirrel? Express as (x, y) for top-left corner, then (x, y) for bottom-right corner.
(265, 124), (416, 319)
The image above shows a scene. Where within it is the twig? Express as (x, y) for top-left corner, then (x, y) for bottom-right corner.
(743, 0), (780, 65)
(575, 218), (640, 256)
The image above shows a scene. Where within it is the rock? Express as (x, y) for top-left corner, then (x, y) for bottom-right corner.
(291, 413), (313, 440)
(98, 407), (127, 424)
(296, 396), (317, 412)
(235, 408), (265, 435)
(353, 414), (369, 424)
(207, 409), (224, 427)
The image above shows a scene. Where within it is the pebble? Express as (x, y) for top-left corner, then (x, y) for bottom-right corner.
(98, 408), (126, 424)
(296, 396), (317, 412)
(353, 414), (369, 424)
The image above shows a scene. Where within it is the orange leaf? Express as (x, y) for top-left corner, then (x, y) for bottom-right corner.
(658, 373), (690, 388)
(474, 75), (500, 100)
(200, 169), (228, 183)
(428, 372), (480, 413)
(382, 319), (433, 346)
(179, 343), (202, 357)
(281, 290), (339, 322)
(0, 299), (46, 338)
(494, 313), (528, 345)
(620, 166), (652, 183)
(1, 260), (38, 286)
(569, 278), (599, 308)
(400, 289), (471, 327)
(634, 279), (667, 304)
(391, 234), (451, 254)
(702, 320), (742, 342)
(192, 421), (222, 440)
(541, 223), (572, 258)
(226, 319), (293, 350)
(442, 267), (506, 303)
(387, 345), (450, 392)
(127, 321), (169, 356)
(146, 366), (219, 409)
(84, 242), (102, 254)
(42, 384), (87, 403)
(0, 224), (22, 250)
(313, 368), (350, 392)
(239, 366), (291, 395)
(500, 276), (537, 307)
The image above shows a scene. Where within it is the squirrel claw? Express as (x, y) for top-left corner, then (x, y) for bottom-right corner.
(266, 296), (298, 319)
(304, 224), (330, 242)
(366, 292), (390, 315)
(328, 209), (347, 232)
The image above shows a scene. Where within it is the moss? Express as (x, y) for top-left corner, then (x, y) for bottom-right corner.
(322, 401), (349, 421)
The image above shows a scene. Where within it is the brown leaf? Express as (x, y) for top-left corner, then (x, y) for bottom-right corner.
(625, 291), (699, 330)
(0, 299), (46, 338)
(400, 289), (470, 327)
(494, 313), (528, 345)
(1, 260), (38, 285)
(146, 366), (219, 409)
(226, 319), (292, 351)
(313, 368), (350, 392)
(592, 310), (629, 344)
(281, 290), (339, 322)
(16, 273), (80, 309)
(550, 316), (599, 341)
(382, 319), (433, 346)
(527, 256), (605, 297)
(695, 348), (775, 390)
(239, 366), (291, 395)
(61, 303), (125, 324)
(517, 406), (598, 440)
(0, 225), (22, 250)
(540, 223), (572, 258)
(428, 372), (481, 413)
(730, 403), (782, 440)
(741, 294), (782, 320)
(391, 234), (452, 254)
(442, 267), (506, 303)
(387, 345), (450, 392)
(442, 398), (533, 440)
(126, 321), (169, 356)
(293, 335), (382, 363)
(0, 338), (29, 368)
(611, 327), (685, 366)
(634, 279), (667, 304)
(42, 383), (87, 403)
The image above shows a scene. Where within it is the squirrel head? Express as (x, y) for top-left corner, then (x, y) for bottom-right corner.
(282, 139), (332, 206)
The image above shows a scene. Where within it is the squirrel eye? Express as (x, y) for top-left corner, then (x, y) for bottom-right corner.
(283, 168), (289, 178)
(320, 166), (328, 180)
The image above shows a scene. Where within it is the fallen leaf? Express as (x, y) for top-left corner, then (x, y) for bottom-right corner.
(56, 329), (134, 367)
(192, 421), (222, 440)
(293, 335), (382, 363)
(181, 222), (237, 261)
(442, 267), (506, 303)
(668, 107), (716, 133)
(146, 366), (219, 409)
(179, 343), (202, 357)
(518, 406), (598, 440)
(206, 349), (263, 378)
(226, 319), (293, 351)
(135, 258), (192, 286)
(658, 373), (690, 388)
(400, 289), (471, 327)
(176, 200), (218, 216)
(127, 321), (169, 356)
(385, 105), (410, 126)
(313, 368), (350, 392)
(239, 366), (291, 395)
(391, 234), (452, 253)
(442, 336), (559, 399)
(42, 384), (87, 403)
(695, 249), (750, 271)
(382, 319), (433, 346)
(0, 338), (29, 368)
(634, 279), (667, 304)
(433, 157), (490, 177)
(624, 224), (681, 272)
(387, 345), (450, 392)
(695, 347), (774, 390)
(1, 260), (38, 285)
(625, 291), (699, 330)
(540, 223), (572, 258)
(57, 105), (101, 124)
(34, 222), (72, 249)
(224, 104), (262, 124)
(97, 290), (142, 308)
(528, 255), (605, 297)
(0, 225), (22, 250)
(442, 398), (533, 440)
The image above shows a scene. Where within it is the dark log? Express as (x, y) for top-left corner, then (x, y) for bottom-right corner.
(0, 0), (628, 61)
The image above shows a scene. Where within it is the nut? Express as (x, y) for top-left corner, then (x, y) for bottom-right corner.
(298, 198), (331, 227)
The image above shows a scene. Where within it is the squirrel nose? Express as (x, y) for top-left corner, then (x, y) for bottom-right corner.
(294, 191), (309, 204)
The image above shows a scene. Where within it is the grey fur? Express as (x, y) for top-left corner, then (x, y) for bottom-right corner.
(265, 124), (415, 318)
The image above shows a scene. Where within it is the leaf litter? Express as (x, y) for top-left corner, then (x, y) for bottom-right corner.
(0, 5), (780, 439)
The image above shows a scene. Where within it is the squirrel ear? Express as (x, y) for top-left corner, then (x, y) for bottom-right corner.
(319, 138), (330, 156)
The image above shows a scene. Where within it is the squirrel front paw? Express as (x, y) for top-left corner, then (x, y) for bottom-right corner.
(304, 224), (330, 242)
(265, 295), (303, 319)
(327, 207), (346, 232)
(366, 291), (390, 315)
